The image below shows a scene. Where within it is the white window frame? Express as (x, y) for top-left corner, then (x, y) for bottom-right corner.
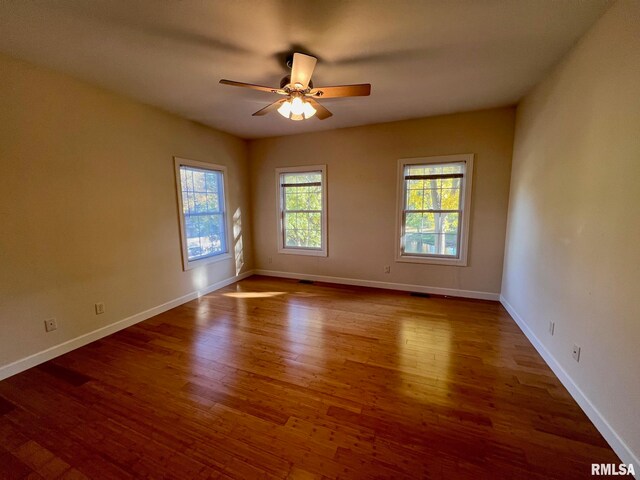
(395, 154), (474, 266)
(276, 165), (328, 257)
(174, 157), (232, 271)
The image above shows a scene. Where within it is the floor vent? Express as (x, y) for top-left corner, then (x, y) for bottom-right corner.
(298, 279), (314, 285)
(410, 292), (431, 298)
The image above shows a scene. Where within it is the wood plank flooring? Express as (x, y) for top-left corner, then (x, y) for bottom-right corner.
(0, 276), (620, 479)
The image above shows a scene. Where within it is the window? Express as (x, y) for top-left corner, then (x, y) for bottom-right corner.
(276, 165), (327, 256)
(397, 154), (473, 266)
(174, 157), (231, 270)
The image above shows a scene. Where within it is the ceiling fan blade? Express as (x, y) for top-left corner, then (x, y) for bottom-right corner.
(309, 84), (371, 98)
(307, 98), (332, 120)
(290, 53), (317, 89)
(252, 99), (287, 116)
(219, 79), (284, 94)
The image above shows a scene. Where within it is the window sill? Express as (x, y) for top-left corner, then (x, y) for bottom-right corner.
(278, 248), (327, 257)
(396, 254), (467, 267)
(183, 252), (232, 271)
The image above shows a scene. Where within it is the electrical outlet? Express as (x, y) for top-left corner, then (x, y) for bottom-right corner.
(572, 344), (581, 362)
(44, 318), (57, 332)
(95, 303), (105, 315)
(549, 321), (555, 336)
(384, 265), (391, 273)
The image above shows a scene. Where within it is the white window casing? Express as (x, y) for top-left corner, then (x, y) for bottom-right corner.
(174, 157), (232, 270)
(396, 154), (474, 266)
(275, 165), (328, 257)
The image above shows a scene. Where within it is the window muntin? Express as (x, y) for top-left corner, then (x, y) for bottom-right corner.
(174, 158), (230, 269)
(398, 155), (473, 265)
(276, 166), (327, 256)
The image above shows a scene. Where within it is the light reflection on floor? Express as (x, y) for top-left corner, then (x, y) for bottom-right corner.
(195, 283), (455, 404)
(398, 316), (451, 402)
(222, 291), (286, 298)
(285, 301), (325, 359)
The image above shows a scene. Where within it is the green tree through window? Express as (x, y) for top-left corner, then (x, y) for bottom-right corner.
(402, 162), (464, 257)
(280, 172), (323, 249)
(277, 166), (327, 256)
(179, 166), (227, 261)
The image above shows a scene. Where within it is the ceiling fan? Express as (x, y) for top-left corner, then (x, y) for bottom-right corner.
(219, 53), (371, 121)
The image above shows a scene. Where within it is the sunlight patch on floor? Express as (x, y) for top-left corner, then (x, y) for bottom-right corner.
(223, 291), (286, 298)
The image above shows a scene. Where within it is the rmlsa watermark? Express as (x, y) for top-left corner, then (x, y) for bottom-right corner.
(591, 463), (635, 476)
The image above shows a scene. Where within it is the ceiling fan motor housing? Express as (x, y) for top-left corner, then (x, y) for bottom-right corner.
(280, 75), (313, 90)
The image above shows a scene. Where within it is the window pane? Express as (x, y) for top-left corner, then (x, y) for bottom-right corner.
(179, 165), (226, 262)
(280, 169), (324, 252)
(285, 184), (322, 210)
(405, 178), (461, 211)
(185, 213), (225, 260)
(282, 172), (321, 184)
(405, 212), (436, 234)
(404, 212), (459, 256)
(182, 191), (195, 214)
(404, 163), (463, 212)
(194, 192), (208, 213)
(206, 194), (219, 211)
(440, 179), (461, 210)
(401, 161), (466, 259)
(192, 169), (206, 191)
(405, 180), (425, 210)
(284, 212), (321, 248)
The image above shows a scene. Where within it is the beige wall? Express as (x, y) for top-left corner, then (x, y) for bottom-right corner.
(0, 54), (253, 368)
(249, 108), (515, 296)
(502, 0), (639, 463)
(2, 1), (635, 461)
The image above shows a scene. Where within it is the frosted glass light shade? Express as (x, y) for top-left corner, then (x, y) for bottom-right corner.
(277, 97), (316, 120)
(303, 101), (316, 118)
(290, 96), (305, 115)
(277, 100), (292, 118)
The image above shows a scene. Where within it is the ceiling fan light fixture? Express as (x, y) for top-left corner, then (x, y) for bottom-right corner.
(277, 96), (316, 121)
(221, 52), (369, 121)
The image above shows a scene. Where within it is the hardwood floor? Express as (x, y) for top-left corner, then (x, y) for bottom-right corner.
(0, 276), (620, 479)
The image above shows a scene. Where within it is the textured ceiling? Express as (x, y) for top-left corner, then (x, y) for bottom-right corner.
(0, 0), (610, 138)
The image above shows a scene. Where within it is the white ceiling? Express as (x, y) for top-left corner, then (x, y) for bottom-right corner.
(0, 0), (609, 139)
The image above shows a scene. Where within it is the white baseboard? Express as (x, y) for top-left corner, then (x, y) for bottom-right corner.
(254, 269), (499, 301)
(0, 270), (254, 381)
(500, 295), (638, 472)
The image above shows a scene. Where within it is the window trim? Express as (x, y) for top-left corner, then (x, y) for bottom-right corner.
(395, 154), (474, 267)
(275, 165), (328, 257)
(174, 157), (232, 271)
